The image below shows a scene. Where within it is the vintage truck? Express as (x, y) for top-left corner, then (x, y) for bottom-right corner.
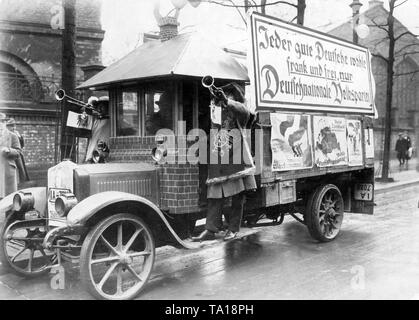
(0, 13), (376, 300)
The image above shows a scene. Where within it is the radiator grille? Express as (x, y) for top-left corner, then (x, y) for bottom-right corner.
(97, 179), (153, 196)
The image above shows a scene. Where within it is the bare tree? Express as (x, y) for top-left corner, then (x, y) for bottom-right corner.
(207, 0), (306, 26)
(368, 0), (419, 181)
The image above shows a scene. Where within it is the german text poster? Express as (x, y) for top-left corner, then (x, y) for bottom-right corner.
(313, 116), (348, 167)
(270, 113), (313, 171)
(347, 119), (363, 166)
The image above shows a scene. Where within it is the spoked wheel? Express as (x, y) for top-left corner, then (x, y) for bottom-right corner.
(305, 184), (344, 242)
(80, 213), (155, 300)
(0, 216), (56, 277)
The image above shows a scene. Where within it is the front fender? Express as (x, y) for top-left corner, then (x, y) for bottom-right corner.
(66, 191), (199, 249)
(0, 187), (47, 224)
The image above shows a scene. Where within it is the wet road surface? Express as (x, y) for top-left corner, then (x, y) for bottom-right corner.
(1, 185), (419, 300)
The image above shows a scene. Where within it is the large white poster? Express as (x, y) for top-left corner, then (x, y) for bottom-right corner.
(270, 113), (313, 171)
(347, 120), (363, 166)
(314, 116), (348, 167)
(250, 13), (374, 115)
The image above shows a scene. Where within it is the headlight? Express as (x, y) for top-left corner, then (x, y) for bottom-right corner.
(55, 193), (78, 217)
(151, 145), (168, 163)
(13, 192), (34, 212)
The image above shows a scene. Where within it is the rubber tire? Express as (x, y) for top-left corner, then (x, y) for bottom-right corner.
(0, 214), (51, 278)
(79, 213), (156, 300)
(305, 184), (344, 242)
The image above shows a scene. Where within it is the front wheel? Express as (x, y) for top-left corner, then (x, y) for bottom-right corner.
(305, 184), (344, 242)
(79, 213), (155, 300)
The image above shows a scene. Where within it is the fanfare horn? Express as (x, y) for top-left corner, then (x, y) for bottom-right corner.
(54, 89), (66, 101)
(202, 75), (214, 89)
(54, 89), (88, 108)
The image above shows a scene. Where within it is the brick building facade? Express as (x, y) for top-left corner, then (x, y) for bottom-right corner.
(328, 0), (419, 159)
(0, 0), (104, 180)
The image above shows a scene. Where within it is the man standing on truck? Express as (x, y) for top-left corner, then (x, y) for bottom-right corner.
(192, 83), (257, 242)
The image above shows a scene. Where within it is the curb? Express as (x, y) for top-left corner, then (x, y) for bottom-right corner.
(375, 178), (419, 195)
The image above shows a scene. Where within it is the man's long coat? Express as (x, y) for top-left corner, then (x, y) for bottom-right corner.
(0, 130), (21, 198)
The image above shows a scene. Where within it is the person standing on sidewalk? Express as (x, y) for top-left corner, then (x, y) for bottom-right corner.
(395, 132), (408, 166)
(0, 113), (22, 199)
(404, 131), (412, 166)
(6, 118), (30, 183)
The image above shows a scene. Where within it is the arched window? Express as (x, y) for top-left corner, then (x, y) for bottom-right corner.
(0, 51), (43, 102)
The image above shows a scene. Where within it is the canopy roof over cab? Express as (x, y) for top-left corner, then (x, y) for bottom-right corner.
(78, 32), (249, 90)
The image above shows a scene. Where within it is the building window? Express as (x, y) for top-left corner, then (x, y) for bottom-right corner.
(117, 91), (139, 136)
(144, 89), (173, 136)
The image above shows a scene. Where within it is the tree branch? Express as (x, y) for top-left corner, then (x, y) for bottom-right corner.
(394, 0), (409, 8)
(205, 0), (297, 9)
(368, 18), (389, 34)
(394, 30), (413, 41)
(371, 52), (389, 63)
(395, 43), (419, 55)
(394, 69), (419, 77)
(395, 51), (419, 60)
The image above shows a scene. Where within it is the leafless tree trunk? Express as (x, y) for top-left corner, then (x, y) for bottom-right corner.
(296, 0), (306, 25)
(380, 0), (396, 181)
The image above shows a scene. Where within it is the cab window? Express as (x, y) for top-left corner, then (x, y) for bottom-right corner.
(145, 89), (173, 136)
(117, 91), (139, 136)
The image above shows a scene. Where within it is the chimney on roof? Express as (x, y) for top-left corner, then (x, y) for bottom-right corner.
(158, 16), (179, 42)
(368, 0), (384, 8)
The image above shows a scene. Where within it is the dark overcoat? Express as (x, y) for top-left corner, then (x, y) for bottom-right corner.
(0, 130), (22, 198)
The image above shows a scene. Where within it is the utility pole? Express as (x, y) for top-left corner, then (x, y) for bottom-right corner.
(61, 0), (77, 161)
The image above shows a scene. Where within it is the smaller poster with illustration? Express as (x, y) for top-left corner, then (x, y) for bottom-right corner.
(347, 119), (363, 166)
(270, 113), (313, 171)
(313, 116), (348, 167)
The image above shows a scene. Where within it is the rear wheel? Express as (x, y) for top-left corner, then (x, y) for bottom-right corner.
(305, 184), (344, 242)
(80, 213), (155, 300)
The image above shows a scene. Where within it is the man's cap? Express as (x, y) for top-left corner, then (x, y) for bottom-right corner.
(98, 96), (109, 102)
(6, 118), (16, 126)
(88, 96), (99, 106)
(220, 82), (245, 103)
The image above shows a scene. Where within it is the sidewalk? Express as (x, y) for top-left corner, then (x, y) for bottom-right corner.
(375, 158), (419, 194)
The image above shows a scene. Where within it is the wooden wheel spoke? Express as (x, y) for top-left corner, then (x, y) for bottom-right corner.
(116, 265), (123, 295)
(128, 251), (151, 258)
(11, 246), (27, 263)
(124, 228), (144, 253)
(26, 249), (34, 272)
(91, 255), (120, 265)
(126, 265), (143, 282)
(98, 262), (119, 290)
(100, 235), (119, 255)
(117, 223), (123, 250)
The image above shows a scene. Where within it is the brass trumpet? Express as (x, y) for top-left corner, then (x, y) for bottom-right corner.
(54, 89), (89, 108)
(202, 75), (222, 97)
(202, 75), (227, 102)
